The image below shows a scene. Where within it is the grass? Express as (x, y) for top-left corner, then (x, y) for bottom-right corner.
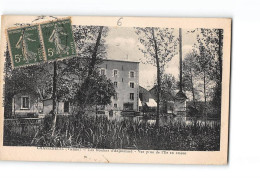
(4, 115), (220, 151)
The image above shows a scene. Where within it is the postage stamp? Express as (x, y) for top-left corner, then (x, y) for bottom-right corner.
(7, 25), (44, 68)
(40, 18), (76, 61)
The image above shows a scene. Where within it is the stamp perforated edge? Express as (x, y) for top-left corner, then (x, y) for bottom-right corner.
(6, 24), (46, 69)
(39, 17), (77, 63)
(5, 16), (77, 69)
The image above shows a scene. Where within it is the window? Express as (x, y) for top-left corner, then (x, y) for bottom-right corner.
(130, 93), (134, 100)
(130, 82), (134, 88)
(64, 101), (69, 113)
(123, 103), (134, 110)
(130, 71), (135, 78)
(113, 93), (118, 100)
(113, 69), (118, 77)
(114, 81), (118, 88)
(21, 96), (29, 109)
(114, 103), (117, 108)
(100, 68), (106, 75)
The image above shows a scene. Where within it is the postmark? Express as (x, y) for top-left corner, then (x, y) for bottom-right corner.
(40, 18), (76, 61)
(7, 25), (44, 68)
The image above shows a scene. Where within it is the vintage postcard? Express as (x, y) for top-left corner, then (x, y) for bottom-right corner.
(0, 15), (231, 164)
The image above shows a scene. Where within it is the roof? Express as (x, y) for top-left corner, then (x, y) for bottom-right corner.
(139, 86), (149, 93)
(149, 85), (157, 92)
(149, 85), (175, 101)
(175, 91), (188, 100)
(102, 59), (140, 63)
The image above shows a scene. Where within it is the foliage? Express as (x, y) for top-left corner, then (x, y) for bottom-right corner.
(153, 73), (177, 102)
(182, 29), (223, 117)
(4, 116), (220, 151)
(136, 27), (178, 70)
(161, 73), (177, 98)
(4, 50), (52, 99)
(75, 71), (116, 110)
(182, 52), (201, 106)
(73, 25), (108, 59)
(183, 52), (195, 91)
(192, 29), (223, 100)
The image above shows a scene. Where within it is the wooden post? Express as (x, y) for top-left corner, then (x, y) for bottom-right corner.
(179, 28), (183, 92)
(51, 61), (57, 136)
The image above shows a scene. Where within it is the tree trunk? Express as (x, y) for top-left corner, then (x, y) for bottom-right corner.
(95, 104), (98, 120)
(218, 29), (223, 86)
(88, 26), (104, 76)
(217, 29), (223, 112)
(203, 70), (207, 121)
(51, 61), (57, 136)
(151, 28), (160, 128)
(190, 68), (196, 107)
(13, 96), (15, 117)
(78, 26), (104, 111)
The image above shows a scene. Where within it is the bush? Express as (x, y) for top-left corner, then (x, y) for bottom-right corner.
(4, 115), (220, 151)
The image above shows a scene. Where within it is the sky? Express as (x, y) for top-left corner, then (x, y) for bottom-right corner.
(105, 27), (198, 89)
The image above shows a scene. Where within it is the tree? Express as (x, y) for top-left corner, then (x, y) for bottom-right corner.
(73, 26), (114, 114)
(194, 42), (211, 119)
(155, 74), (177, 113)
(161, 74), (177, 98)
(51, 26), (109, 133)
(75, 71), (116, 118)
(51, 61), (58, 136)
(58, 25), (109, 93)
(183, 52), (198, 107)
(135, 27), (178, 127)
(212, 29), (223, 117)
(4, 47), (53, 105)
(191, 28), (223, 119)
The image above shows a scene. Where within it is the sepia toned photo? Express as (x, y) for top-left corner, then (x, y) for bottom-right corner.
(0, 16), (231, 164)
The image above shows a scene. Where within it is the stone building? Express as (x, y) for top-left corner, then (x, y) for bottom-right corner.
(98, 59), (140, 112)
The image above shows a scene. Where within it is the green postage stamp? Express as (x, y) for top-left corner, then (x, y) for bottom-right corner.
(40, 18), (76, 61)
(6, 18), (76, 68)
(7, 25), (44, 68)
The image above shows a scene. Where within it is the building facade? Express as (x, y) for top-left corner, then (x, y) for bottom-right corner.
(98, 59), (140, 112)
(10, 93), (40, 118)
(6, 59), (140, 119)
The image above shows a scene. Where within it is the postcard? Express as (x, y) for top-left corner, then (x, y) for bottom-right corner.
(0, 15), (231, 164)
